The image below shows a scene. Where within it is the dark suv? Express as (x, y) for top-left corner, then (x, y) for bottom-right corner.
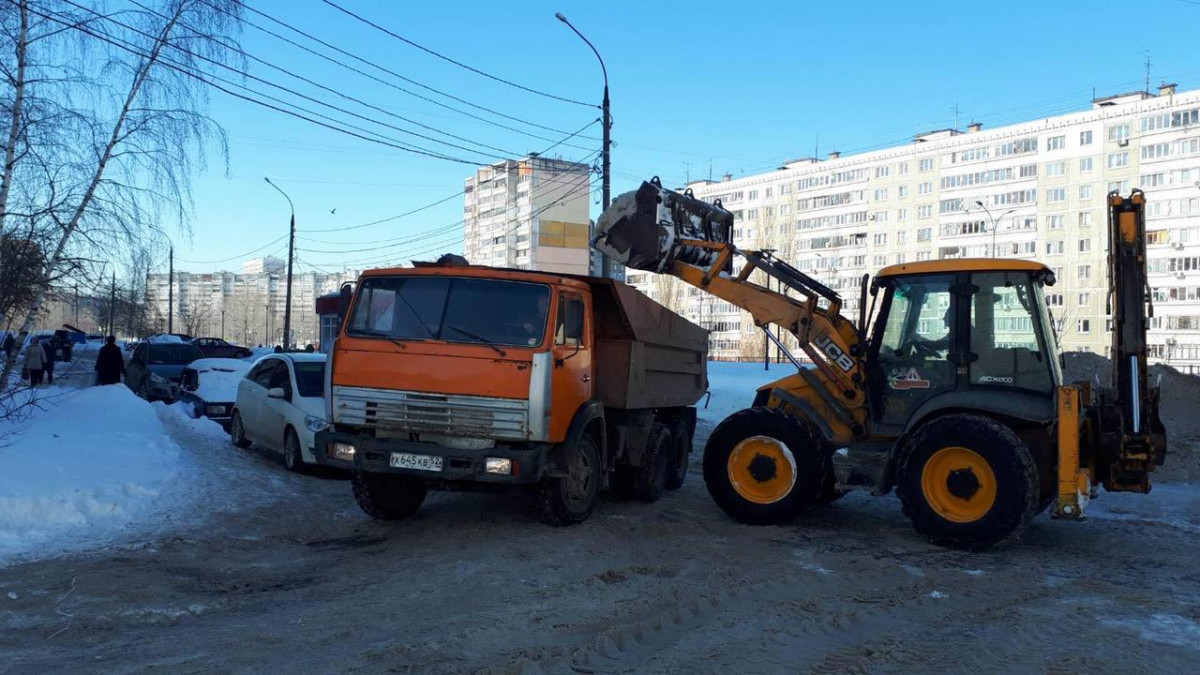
(126, 342), (204, 401)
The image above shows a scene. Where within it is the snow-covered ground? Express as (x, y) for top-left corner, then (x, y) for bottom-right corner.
(0, 385), (184, 563)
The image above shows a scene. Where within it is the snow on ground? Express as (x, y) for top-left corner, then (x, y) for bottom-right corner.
(0, 385), (184, 564)
(699, 361), (803, 431)
(188, 358), (250, 402)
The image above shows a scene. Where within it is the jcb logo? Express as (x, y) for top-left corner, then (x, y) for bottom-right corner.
(813, 332), (855, 372)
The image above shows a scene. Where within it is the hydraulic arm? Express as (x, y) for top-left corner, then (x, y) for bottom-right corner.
(595, 179), (869, 442)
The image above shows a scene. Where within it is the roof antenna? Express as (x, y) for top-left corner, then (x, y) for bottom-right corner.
(814, 134), (819, 160)
(1145, 50), (1152, 93)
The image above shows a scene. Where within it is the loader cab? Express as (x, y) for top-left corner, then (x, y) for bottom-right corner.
(866, 260), (1061, 432)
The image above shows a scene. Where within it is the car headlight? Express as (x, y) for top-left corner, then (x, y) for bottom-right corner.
(150, 373), (168, 385)
(205, 404), (228, 416)
(304, 415), (327, 432)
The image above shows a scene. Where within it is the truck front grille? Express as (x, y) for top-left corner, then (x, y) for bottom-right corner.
(333, 386), (529, 440)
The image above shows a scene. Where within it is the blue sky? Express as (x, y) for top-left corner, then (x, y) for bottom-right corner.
(177, 0), (1200, 273)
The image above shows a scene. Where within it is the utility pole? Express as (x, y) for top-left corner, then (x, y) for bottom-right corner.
(221, 309), (226, 341)
(265, 177), (296, 349)
(167, 246), (174, 333)
(265, 301), (271, 347)
(556, 13), (612, 278)
(108, 272), (116, 338)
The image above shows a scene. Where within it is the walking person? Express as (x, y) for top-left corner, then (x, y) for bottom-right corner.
(94, 336), (125, 386)
(41, 340), (55, 385)
(22, 338), (45, 387)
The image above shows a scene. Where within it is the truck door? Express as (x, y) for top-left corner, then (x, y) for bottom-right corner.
(550, 291), (593, 441)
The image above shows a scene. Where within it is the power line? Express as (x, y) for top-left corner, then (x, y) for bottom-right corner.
(176, 234), (288, 265)
(318, 0), (593, 108)
(61, 0), (503, 164)
(209, 0), (599, 148)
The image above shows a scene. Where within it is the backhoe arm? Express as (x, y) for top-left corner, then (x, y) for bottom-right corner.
(596, 179), (869, 439)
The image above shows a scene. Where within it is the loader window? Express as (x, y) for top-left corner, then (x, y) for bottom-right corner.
(968, 272), (1054, 393)
(871, 274), (958, 426)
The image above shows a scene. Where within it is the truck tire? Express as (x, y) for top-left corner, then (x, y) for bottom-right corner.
(665, 418), (691, 491)
(631, 422), (673, 503)
(536, 433), (602, 526)
(352, 472), (427, 521)
(702, 407), (827, 525)
(230, 410), (251, 449)
(895, 414), (1039, 551)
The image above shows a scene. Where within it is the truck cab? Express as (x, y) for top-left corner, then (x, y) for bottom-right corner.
(315, 262), (707, 525)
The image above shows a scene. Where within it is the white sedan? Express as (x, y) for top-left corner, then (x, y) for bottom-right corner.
(229, 353), (328, 472)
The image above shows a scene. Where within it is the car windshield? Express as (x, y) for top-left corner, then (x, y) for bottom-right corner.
(348, 276), (551, 347)
(149, 344), (201, 365)
(293, 361), (325, 398)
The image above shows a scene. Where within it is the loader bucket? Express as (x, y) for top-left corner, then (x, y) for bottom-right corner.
(594, 179), (734, 272)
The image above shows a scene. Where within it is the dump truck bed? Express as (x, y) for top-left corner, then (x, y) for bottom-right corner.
(575, 277), (708, 410)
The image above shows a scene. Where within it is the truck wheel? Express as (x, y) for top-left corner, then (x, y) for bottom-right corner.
(703, 407), (827, 525)
(230, 410), (251, 449)
(536, 433), (601, 526)
(665, 419), (691, 491)
(283, 427), (305, 473)
(631, 422), (673, 503)
(352, 472), (427, 521)
(896, 414), (1039, 551)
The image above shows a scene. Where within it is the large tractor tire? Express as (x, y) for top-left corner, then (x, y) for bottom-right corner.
(631, 422), (673, 503)
(352, 472), (427, 521)
(896, 414), (1039, 551)
(665, 418), (692, 491)
(702, 407), (828, 525)
(536, 433), (602, 526)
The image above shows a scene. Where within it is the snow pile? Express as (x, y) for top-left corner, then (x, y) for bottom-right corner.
(147, 334), (184, 344)
(157, 401), (231, 444)
(0, 385), (184, 564)
(188, 358), (250, 403)
(700, 361), (799, 430)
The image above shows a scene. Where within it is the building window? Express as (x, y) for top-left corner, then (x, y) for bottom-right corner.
(895, 253), (907, 263)
(1047, 188), (1066, 203)
(898, 162), (909, 175)
(1078, 265), (1091, 280)
(1079, 212), (1093, 228)
(917, 205), (932, 219)
(1107, 123), (1129, 142)
(1079, 157), (1094, 173)
(1046, 161), (1066, 177)
(917, 181), (932, 195)
(873, 233), (888, 245)
(1080, 130), (1093, 146)
(918, 158), (934, 172)
(1107, 152), (1129, 169)
(897, 208), (908, 221)
(1079, 185), (1092, 200)
(1047, 135), (1066, 151)
(1107, 180), (1130, 194)
(874, 188), (889, 201)
(1078, 292), (1091, 306)
(748, 189), (758, 200)
(916, 251), (931, 261)
(873, 255), (887, 267)
(898, 185), (909, 198)
(1077, 319), (1091, 334)
(1045, 240), (1064, 255)
(917, 227), (932, 241)
(875, 166), (890, 178)
(897, 231), (907, 244)
(1047, 293), (1064, 306)
(1079, 239), (1091, 253)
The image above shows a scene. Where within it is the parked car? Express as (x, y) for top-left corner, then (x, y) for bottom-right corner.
(191, 337), (253, 359)
(125, 342), (204, 401)
(177, 358), (252, 429)
(230, 353), (328, 472)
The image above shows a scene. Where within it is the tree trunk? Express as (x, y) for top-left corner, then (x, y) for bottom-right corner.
(0, 5), (184, 392)
(0, 0), (28, 235)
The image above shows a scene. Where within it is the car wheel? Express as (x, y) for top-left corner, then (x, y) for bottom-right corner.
(283, 427), (305, 473)
(230, 410), (252, 449)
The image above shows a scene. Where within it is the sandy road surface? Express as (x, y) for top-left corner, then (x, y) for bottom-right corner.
(3, 407), (1200, 674)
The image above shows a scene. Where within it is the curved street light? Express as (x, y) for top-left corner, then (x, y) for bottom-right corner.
(972, 200), (1016, 258)
(265, 177), (296, 349)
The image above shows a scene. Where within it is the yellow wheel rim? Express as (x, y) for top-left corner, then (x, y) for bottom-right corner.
(920, 446), (997, 523)
(727, 436), (796, 505)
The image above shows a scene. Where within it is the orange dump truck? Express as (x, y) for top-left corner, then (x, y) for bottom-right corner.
(314, 260), (708, 525)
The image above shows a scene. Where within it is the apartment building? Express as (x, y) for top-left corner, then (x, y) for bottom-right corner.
(146, 256), (358, 347)
(626, 84), (1200, 367)
(462, 155), (592, 275)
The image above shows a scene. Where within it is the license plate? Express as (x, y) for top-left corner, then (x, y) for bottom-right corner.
(389, 452), (443, 472)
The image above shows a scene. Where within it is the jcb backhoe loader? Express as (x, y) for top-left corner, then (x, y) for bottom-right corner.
(594, 179), (1166, 549)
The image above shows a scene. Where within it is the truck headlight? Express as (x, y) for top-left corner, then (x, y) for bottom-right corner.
(329, 442), (356, 461)
(485, 457), (514, 475)
(304, 415), (327, 432)
(205, 404), (228, 416)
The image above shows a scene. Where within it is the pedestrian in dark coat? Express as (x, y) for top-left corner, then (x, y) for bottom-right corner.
(41, 341), (55, 385)
(94, 336), (125, 386)
(2, 333), (14, 357)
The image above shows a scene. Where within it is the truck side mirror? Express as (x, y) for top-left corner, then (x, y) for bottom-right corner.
(337, 283), (353, 327)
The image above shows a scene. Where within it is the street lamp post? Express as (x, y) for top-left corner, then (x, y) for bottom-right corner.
(265, 177), (296, 349)
(972, 200), (1016, 258)
(556, 11), (612, 278)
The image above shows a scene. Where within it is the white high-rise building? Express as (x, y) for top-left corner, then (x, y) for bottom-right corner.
(625, 84), (1200, 367)
(462, 155), (592, 275)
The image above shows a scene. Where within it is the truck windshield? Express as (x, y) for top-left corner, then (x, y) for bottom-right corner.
(348, 276), (551, 347)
